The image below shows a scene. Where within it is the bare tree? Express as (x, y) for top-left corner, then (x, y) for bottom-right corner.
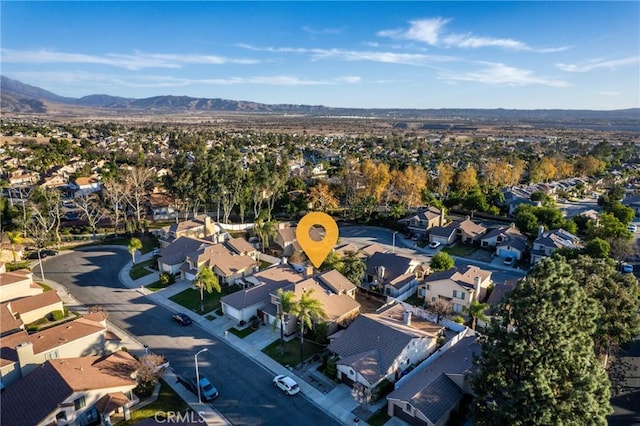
(426, 299), (452, 324)
(351, 382), (376, 412)
(137, 353), (167, 390)
(72, 192), (106, 237)
(123, 167), (153, 229)
(102, 178), (127, 236)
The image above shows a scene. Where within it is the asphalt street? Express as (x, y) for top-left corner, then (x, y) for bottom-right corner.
(38, 247), (339, 426)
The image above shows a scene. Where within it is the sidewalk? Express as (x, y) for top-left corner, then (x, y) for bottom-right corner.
(117, 251), (383, 425)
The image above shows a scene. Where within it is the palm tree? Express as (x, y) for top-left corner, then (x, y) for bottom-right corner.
(289, 289), (327, 366)
(464, 299), (489, 330)
(194, 266), (221, 313)
(254, 218), (276, 251)
(128, 237), (143, 264)
(7, 231), (22, 263)
(275, 288), (296, 356)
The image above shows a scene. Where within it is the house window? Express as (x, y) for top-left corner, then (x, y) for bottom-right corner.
(453, 303), (464, 313)
(74, 396), (86, 410)
(453, 290), (465, 300)
(56, 412), (67, 422)
(85, 408), (99, 423)
(426, 285), (431, 290)
(45, 350), (59, 360)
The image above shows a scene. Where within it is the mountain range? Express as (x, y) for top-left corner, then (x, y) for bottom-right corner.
(1, 76), (639, 125)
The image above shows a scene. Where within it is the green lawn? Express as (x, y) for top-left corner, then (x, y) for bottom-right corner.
(442, 244), (476, 256)
(146, 280), (171, 292)
(229, 326), (258, 338)
(118, 379), (190, 425)
(100, 236), (158, 254)
(262, 337), (325, 368)
(129, 258), (156, 280)
(169, 285), (239, 314)
(38, 282), (53, 292)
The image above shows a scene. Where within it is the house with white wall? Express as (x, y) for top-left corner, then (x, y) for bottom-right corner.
(1, 351), (139, 426)
(418, 266), (492, 314)
(327, 303), (444, 389)
(0, 312), (121, 389)
(0, 269), (43, 303)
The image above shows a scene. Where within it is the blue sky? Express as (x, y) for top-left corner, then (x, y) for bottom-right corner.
(1, 1), (639, 109)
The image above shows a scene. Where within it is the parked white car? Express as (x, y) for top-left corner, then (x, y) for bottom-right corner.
(273, 375), (300, 395)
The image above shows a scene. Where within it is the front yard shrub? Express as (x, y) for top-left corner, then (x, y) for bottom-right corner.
(51, 310), (65, 321)
(452, 315), (465, 324)
(159, 271), (175, 286)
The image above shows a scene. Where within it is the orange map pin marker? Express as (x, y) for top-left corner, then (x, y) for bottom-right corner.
(296, 212), (339, 269)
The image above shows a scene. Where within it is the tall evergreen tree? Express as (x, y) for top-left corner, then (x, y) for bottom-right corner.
(471, 256), (612, 425)
(569, 255), (640, 366)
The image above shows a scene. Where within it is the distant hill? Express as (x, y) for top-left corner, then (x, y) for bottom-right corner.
(1, 76), (639, 128)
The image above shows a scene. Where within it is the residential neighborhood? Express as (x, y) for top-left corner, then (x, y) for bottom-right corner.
(0, 116), (639, 425)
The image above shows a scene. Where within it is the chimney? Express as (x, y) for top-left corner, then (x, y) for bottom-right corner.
(538, 225), (545, 237)
(474, 276), (482, 301)
(16, 341), (36, 377)
(305, 264), (314, 278)
(280, 257), (288, 265)
(440, 208), (445, 226)
(403, 310), (412, 326)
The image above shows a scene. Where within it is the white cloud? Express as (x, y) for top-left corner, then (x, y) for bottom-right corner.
(8, 71), (360, 89)
(302, 25), (343, 35)
(236, 44), (456, 66)
(556, 56), (640, 72)
(0, 49), (259, 70)
(439, 62), (569, 87)
(378, 18), (566, 52)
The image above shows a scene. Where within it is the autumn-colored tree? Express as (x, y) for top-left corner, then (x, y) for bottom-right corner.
(361, 159), (390, 202)
(454, 165), (479, 194)
(483, 160), (511, 188)
(392, 166), (427, 208)
(507, 158), (526, 186)
(529, 157), (558, 183)
(436, 163), (454, 196)
(308, 182), (339, 212)
(575, 155), (606, 176)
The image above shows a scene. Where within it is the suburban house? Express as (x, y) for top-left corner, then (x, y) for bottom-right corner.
(0, 269), (43, 303)
(69, 176), (102, 196)
(1, 350), (139, 426)
(275, 275), (361, 335)
(622, 194), (640, 216)
(148, 190), (177, 221)
(0, 312), (121, 389)
(428, 223), (458, 247)
(180, 240), (259, 285)
(359, 243), (388, 259)
(274, 222), (300, 257)
(485, 278), (519, 314)
(226, 237), (260, 260)
(480, 224), (529, 260)
(386, 331), (480, 426)
(157, 236), (212, 275)
(530, 228), (582, 264)
(455, 218), (487, 244)
(0, 291), (64, 336)
(365, 252), (429, 301)
(418, 266), (492, 314)
(327, 303), (444, 389)
(220, 264), (305, 323)
(400, 207), (447, 238)
(160, 214), (221, 245)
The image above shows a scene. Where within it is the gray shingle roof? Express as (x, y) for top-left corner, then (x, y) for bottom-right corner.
(328, 304), (442, 384)
(387, 333), (480, 423)
(365, 252), (413, 282)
